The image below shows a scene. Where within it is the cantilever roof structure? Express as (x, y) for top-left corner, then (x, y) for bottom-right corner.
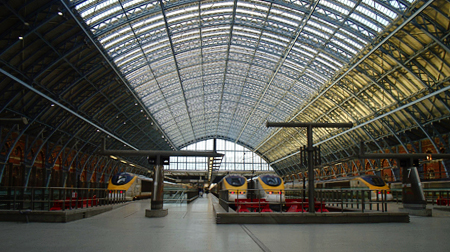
(1, 0), (450, 178)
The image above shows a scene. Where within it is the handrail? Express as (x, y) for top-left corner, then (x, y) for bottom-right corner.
(0, 186), (126, 211)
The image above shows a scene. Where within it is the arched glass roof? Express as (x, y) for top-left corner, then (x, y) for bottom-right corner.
(170, 138), (272, 170)
(70, 0), (413, 150)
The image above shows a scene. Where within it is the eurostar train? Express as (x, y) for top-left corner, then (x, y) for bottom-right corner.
(107, 172), (152, 201)
(211, 174), (247, 202)
(285, 175), (393, 201)
(248, 174), (285, 203)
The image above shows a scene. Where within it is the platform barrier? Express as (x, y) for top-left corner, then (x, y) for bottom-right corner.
(0, 186), (126, 211)
(217, 188), (398, 214)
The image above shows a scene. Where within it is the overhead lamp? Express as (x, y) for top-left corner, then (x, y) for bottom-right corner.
(58, 11), (63, 16)
(110, 155), (118, 159)
(18, 36), (23, 40)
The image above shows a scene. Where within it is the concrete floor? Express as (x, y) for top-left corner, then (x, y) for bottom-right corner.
(1, 194), (450, 252)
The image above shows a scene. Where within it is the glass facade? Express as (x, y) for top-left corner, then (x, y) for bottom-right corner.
(169, 139), (271, 171)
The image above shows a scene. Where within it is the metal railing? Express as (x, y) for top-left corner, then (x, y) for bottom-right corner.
(0, 186), (126, 211)
(391, 188), (450, 206)
(163, 189), (198, 203)
(313, 189), (389, 213)
(218, 188), (391, 213)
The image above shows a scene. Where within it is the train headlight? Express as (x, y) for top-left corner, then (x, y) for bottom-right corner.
(229, 191), (235, 194)
(268, 191), (273, 195)
(240, 191), (245, 194)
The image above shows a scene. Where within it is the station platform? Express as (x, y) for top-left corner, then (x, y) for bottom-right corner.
(1, 194), (449, 252)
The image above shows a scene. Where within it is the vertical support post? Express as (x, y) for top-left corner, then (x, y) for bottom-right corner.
(307, 125), (315, 213)
(151, 155), (164, 210)
(266, 121), (353, 214)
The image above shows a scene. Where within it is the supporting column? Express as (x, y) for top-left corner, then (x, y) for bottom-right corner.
(146, 155), (168, 217)
(266, 122), (353, 214)
(398, 158), (431, 216)
(307, 125), (315, 213)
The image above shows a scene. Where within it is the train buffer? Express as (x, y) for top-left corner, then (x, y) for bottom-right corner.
(235, 199), (273, 213)
(235, 199), (251, 212)
(285, 199), (329, 213)
(436, 197), (450, 206)
(50, 195), (98, 211)
(285, 199), (307, 212)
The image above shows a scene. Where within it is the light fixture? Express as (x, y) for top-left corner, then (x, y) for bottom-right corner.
(19, 36), (23, 40)
(58, 11), (63, 16)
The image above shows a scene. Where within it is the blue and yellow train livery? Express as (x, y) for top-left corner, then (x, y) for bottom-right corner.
(249, 174), (285, 203)
(107, 172), (152, 201)
(214, 174), (247, 202)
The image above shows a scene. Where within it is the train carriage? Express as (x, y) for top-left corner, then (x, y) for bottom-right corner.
(107, 172), (152, 201)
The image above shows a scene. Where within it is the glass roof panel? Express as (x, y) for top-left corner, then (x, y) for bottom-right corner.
(71, 0), (411, 150)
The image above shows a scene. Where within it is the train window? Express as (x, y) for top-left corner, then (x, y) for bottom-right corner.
(261, 175), (282, 186)
(226, 176), (245, 186)
(362, 176), (385, 187)
(111, 173), (133, 185)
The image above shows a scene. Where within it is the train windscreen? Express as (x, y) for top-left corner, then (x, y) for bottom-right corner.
(225, 176), (246, 186)
(260, 175), (282, 186)
(362, 176), (385, 187)
(111, 173), (134, 185)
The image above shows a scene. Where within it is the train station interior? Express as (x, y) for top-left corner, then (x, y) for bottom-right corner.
(1, 0), (450, 251)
